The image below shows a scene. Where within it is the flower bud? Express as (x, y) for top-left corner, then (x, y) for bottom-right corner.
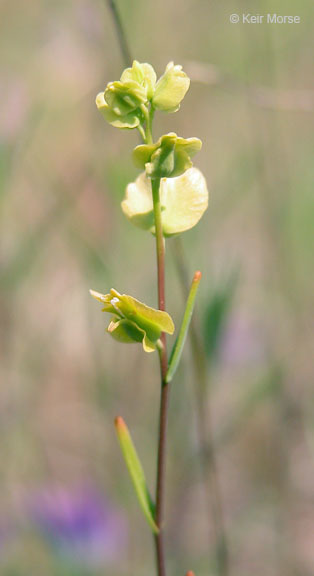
(120, 61), (157, 100)
(96, 91), (141, 129)
(104, 80), (146, 116)
(152, 62), (190, 112)
(96, 61), (157, 130)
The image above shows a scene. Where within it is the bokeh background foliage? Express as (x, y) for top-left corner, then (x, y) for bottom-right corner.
(1, 0), (314, 575)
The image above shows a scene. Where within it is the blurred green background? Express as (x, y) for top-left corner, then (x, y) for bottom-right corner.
(1, 0), (314, 575)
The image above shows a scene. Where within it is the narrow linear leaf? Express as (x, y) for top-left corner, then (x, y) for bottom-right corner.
(166, 271), (202, 383)
(114, 416), (159, 534)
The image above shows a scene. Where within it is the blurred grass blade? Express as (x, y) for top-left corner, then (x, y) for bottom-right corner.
(114, 416), (159, 534)
(202, 270), (238, 361)
(166, 271), (202, 383)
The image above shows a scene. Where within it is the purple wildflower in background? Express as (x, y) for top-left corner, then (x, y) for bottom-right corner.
(29, 485), (127, 567)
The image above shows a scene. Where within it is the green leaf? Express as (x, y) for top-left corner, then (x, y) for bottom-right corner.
(166, 271), (202, 383)
(115, 417), (159, 534)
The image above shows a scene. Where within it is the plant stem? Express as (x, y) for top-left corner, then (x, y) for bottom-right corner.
(140, 104), (154, 144)
(152, 177), (169, 576)
(146, 106), (155, 145)
(106, 5), (168, 575)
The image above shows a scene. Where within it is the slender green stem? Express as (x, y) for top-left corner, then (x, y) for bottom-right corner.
(137, 123), (147, 143)
(106, 5), (167, 575)
(152, 177), (168, 576)
(140, 104), (154, 144)
(146, 106), (155, 145)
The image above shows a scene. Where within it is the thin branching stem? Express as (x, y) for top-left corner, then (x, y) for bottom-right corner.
(105, 6), (182, 574)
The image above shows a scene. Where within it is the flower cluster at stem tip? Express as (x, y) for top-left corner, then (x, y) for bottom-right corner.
(96, 60), (190, 129)
(92, 60), (209, 352)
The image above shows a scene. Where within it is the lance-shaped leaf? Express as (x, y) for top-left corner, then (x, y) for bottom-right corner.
(115, 417), (159, 534)
(122, 167), (208, 237)
(166, 271), (202, 383)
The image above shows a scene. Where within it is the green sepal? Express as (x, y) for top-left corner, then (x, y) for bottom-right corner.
(115, 417), (159, 534)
